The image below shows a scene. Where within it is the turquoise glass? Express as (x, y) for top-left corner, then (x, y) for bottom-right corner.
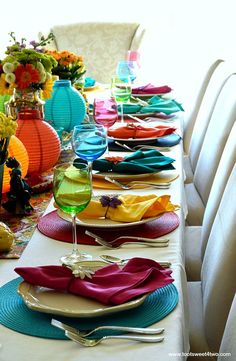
(44, 80), (86, 132)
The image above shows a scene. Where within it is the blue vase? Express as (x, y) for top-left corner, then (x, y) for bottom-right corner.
(44, 80), (86, 132)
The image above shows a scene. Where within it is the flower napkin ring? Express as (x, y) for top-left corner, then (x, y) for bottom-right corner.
(100, 195), (122, 218)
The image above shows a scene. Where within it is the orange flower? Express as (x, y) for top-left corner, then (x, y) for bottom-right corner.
(15, 64), (40, 89)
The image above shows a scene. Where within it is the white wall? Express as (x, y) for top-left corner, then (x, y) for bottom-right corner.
(1, 0), (236, 111)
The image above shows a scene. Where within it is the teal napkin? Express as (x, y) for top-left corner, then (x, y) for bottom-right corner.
(93, 149), (175, 174)
(121, 96), (184, 115)
(85, 77), (96, 88)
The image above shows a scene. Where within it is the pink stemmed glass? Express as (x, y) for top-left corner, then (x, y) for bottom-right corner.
(93, 98), (118, 153)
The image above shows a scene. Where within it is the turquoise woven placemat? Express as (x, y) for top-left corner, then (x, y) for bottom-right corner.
(0, 277), (178, 339)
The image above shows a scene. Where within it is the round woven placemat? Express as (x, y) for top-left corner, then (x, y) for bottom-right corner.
(0, 277), (178, 339)
(37, 211), (180, 245)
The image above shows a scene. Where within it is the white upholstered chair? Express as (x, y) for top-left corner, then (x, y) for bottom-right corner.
(187, 164), (236, 360)
(218, 293), (236, 360)
(185, 73), (236, 225)
(41, 22), (145, 83)
(185, 122), (236, 281)
(184, 61), (236, 183)
(183, 59), (223, 154)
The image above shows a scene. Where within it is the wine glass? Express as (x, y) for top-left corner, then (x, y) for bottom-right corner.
(111, 76), (132, 123)
(116, 60), (139, 83)
(53, 162), (92, 265)
(93, 98), (118, 154)
(71, 123), (107, 173)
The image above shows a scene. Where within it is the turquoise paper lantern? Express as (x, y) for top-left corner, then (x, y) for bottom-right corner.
(44, 80), (86, 131)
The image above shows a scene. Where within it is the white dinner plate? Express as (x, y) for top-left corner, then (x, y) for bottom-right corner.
(17, 260), (148, 318)
(57, 209), (160, 228)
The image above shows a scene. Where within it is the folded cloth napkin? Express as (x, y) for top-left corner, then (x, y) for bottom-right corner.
(108, 123), (176, 139)
(84, 76), (96, 88)
(79, 194), (179, 222)
(15, 257), (174, 305)
(94, 98), (118, 121)
(92, 149), (175, 174)
(132, 84), (172, 95)
(122, 95), (184, 115)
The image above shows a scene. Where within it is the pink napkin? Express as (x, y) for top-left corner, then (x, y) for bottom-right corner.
(94, 98), (118, 121)
(15, 258), (173, 305)
(132, 84), (172, 95)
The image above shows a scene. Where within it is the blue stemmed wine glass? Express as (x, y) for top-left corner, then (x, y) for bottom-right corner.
(116, 60), (139, 83)
(71, 123), (107, 174)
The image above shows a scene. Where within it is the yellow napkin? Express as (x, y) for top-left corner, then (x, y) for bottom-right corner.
(78, 194), (179, 222)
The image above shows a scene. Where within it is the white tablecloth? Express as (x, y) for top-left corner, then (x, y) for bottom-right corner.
(0, 116), (189, 361)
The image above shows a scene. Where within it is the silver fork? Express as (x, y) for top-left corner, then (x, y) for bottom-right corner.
(104, 176), (170, 190)
(85, 230), (169, 248)
(65, 330), (164, 346)
(51, 319), (165, 337)
(114, 141), (170, 152)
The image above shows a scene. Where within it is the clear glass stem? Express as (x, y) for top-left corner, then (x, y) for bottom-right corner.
(71, 212), (80, 256)
(120, 103), (124, 123)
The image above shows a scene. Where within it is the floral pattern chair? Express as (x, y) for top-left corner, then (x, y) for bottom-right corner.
(39, 22), (145, 83)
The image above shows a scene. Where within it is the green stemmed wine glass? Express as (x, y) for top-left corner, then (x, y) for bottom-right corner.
(111, 76), (132, 123)
(53, 162), (92, 265)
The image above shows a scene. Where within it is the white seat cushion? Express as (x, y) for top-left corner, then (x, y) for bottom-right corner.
(185, 226), (202, 281)
(185, 183), (205, 225)
(187, 282), (213, 360)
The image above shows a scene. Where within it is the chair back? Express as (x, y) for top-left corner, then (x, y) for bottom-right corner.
(218, 293), (236, 360)
(183, 59), (223, 153)
(201, 122), (236, 258)
(193, 74), (236, 206)
(201, 164), (236, 352)
(50, 22), (145, 83)
(188, 61), (236, 171)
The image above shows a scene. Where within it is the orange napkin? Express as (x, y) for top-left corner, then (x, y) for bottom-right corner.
(108, 123), (176, 139)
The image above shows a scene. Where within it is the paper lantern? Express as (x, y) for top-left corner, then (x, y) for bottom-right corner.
(44, 80), (86, 131)
(16, 110), (61, 175)
(2, 135), (29, 193)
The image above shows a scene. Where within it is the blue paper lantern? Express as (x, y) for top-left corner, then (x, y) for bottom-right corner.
(44, 80), (86, 131)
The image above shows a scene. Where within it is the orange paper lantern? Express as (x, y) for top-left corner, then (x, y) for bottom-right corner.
(2, 135), (29, 193)
(16, 110), (61, 175)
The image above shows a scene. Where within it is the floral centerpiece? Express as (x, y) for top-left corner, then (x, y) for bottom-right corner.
(45, 49), (86, 86)
(0, 32), (57, 98)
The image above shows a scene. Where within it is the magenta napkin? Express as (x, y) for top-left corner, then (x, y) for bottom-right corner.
(15, 258), (173, 305)
(132, 84), (172, 95)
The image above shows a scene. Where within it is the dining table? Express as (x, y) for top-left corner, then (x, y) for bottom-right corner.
(0, 90), (189, 361)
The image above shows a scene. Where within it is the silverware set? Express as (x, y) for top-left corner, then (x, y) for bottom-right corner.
(85, 230), (169, 248)
(114, 140), (170, 152)
(51, 319), (165, 346)
(104, 176), (171, 190)
(99, 254), (171, 268)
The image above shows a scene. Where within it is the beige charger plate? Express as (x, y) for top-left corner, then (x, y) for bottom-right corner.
(17, 261), (148, 318)
(57, 209), (160, 229)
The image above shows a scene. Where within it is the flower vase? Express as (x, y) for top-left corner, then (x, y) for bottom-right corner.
(44, 80), (86, 132)
(5, 89), (45, 120)
(0, 95), (11, 114)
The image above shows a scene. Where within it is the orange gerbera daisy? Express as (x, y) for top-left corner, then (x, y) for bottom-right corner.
(15, 64), (40, 89)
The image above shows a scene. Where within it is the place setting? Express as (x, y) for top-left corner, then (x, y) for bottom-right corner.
(0, 255), (179, 343)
